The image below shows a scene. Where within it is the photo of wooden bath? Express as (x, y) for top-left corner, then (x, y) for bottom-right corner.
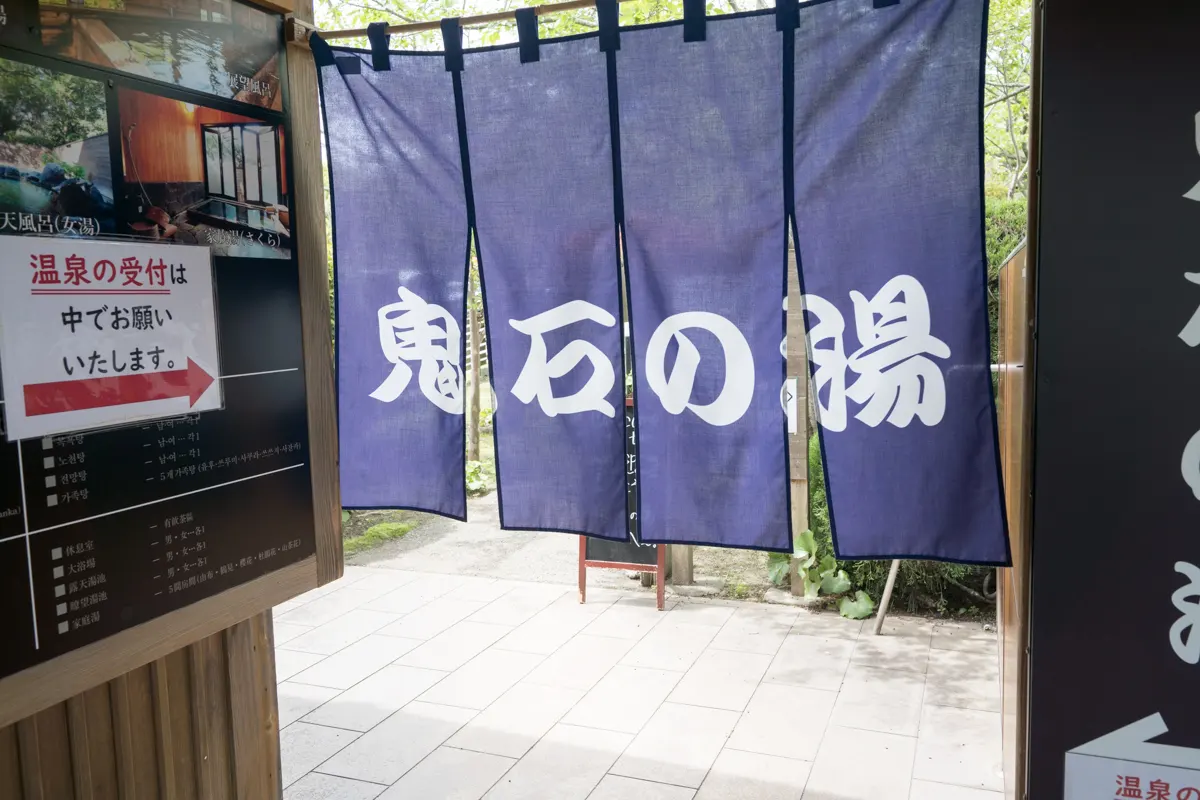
(118, 86), (290, 259)
(40, 0), (283, 111)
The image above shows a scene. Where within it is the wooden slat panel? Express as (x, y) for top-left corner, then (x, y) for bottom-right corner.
(0, 724), (23, 799)
(189, 634), (235, 800)
(110, 667), (161, 800)
(18, 705), (76, 800)
(151, 651), (198, 800)
(227, 613), (281, 800)
(67, 684), (118, 800)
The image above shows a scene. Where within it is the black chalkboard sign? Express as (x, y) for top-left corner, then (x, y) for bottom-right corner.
(584, 407), (656, 566)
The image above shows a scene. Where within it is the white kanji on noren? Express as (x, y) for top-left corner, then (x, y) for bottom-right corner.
(371, 286), (463, 414)
(645, 311), (754, 426)
(804, 274), (951, 431)
(1181, 274), (1200, 500)
(509, 300), (617, 418)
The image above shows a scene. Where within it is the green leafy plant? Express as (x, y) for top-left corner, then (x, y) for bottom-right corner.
(838, 591), (876, 620)
(344, 521), (416, 557)
(465, 460), (490, 495)
(479, 407), (494, 432)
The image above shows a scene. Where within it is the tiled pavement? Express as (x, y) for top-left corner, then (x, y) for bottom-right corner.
(275, 565), (1002, 800)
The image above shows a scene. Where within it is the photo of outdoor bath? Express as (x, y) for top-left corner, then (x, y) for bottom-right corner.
(40, 0), (283, 111)
(0, 56), (115, 236)
(118, 86), (290, 258)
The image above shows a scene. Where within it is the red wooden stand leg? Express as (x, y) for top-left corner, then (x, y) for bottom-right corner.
(578, 535), (587, 604)
(656, 544), (666, 611)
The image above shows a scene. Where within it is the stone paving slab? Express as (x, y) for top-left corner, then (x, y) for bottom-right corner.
(278, 565), (1003, 800)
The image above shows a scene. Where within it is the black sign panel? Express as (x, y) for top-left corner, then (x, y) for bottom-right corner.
(585, 407), (656, 566)
(0, 0), (311, 682)
(1030, 3), (1200, 797)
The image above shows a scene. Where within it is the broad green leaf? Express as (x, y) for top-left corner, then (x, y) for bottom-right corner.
(820, 569), (851, 595)
(794, 529), (817, 559)
(341, 510), (351, 524)
(766, 553), (791, 587)
(802, 570), (822, 599)
(839, 590), (876, 620)
(818, 554), (837, 577)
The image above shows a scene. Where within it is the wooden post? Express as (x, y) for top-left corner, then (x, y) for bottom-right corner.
(872, 559), (901, 635)
(669, 545), (693, 586)
(467, 306), (481, 462)
(786, 246), (810, 595)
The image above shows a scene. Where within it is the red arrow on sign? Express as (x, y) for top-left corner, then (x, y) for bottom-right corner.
(23, 359), (215, 417)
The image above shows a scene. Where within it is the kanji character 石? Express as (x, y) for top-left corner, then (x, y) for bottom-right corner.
(371, 286), (463, 414)
(64, 254), (88, 286)
(509, 300), (618, 418)
(93, 259), (116, 283)
(61, 306), (82, 333)
(804, 274), (951, 432)
(31, 254), (59, 285)
(111, 307), (130, 330)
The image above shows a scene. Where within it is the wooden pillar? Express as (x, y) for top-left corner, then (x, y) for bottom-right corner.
(786, 247), (810, 594)
(669, 545), (693, 586)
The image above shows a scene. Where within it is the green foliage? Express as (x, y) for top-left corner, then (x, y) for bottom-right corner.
(465, 460), (491, 495)
(985, 197), (1028, 365)
(479, 406), (494, 433)
(344, 521), (416, 556)
(0, 60), (107, 149)
(984, 0), (1032, 198)
(838, 590), (876, 620)
(341, 509), (351, 524)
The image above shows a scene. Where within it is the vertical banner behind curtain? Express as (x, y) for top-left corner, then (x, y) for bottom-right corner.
(792, 0), (1009, 563)
(620, 15), (791, 552)
(316, 44), (470, 519)
(461, 37), (627, 540)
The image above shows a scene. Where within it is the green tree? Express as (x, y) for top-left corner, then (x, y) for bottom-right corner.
(0, 60), (107, 149)
(984, 0), (1032, 198)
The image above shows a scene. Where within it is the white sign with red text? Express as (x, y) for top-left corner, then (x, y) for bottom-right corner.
(1066, 714), (1200, 800)
(0, 236), (222, 441)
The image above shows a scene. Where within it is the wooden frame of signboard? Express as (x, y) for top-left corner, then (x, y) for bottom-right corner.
(0, 0), (339, 736)
(578, 537), (667, 612)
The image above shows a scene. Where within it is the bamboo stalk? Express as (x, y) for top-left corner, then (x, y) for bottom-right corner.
(309, 0), (625, 41)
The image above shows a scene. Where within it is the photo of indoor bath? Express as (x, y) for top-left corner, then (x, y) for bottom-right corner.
(118, 86), (291, 258)
(39, 0), (283, 110)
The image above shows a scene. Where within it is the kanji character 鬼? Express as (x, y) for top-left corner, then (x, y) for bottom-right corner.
(371, 286), (463, 414)
(509, 300), (617, 418)
(64, 254), (89, 286)
(645, 311), (754, 426)
(31, 254), (59, 285)
(61, 306), (82, 333)
(803, 274), (951, 431)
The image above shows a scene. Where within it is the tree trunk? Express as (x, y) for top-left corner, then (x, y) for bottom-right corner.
(467, 307), (481, 462)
